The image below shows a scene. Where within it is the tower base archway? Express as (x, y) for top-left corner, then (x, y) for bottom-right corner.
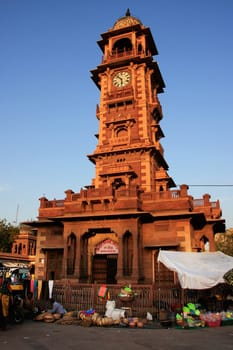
(92, 254), (117, 284)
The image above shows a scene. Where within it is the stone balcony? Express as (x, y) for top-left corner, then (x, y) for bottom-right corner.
(38, 186), (222, 221)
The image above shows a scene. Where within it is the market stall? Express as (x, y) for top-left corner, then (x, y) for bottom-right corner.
(157, 251), (233, 328)
(157, 251), (233, 290)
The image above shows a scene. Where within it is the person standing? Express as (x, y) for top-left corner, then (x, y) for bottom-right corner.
(0, 277), (12, 330)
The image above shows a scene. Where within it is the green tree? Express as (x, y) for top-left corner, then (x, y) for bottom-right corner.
(0, 219), (19, 252)
(215, 228), (233, 257)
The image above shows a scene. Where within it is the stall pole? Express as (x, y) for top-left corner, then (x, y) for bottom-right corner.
(158, 258), (161, 319)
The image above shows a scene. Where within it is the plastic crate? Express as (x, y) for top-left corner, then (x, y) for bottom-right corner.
(206, 320), (221, 327)
(221, 319), (233, 326)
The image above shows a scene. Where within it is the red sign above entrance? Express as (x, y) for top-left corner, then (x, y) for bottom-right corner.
(95, 239), (119, 254)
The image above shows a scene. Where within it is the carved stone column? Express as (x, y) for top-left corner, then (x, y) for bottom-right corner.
(116, 233), (123, 282)
(131, 231), (139, 282)
(75, 232), (81, 281)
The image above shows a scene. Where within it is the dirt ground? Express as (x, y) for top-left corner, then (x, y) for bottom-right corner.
(1, 320), (233, 350)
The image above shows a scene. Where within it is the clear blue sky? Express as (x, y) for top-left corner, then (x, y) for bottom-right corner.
(0, 0), (233, 228)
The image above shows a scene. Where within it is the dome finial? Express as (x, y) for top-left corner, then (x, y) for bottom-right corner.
(126, 8), (131, 17)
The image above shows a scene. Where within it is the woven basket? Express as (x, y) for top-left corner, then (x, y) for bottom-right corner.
(81, 318), (93, 327)
(64, 311), (77, 317)
(44, 313), (54, 322)
(44, 316), (55, 323)
(44, 319), (55, 323)
(53, 313), (61, 320)
(56, 318), (81, 326)
(119, 295), (134, 302)
(34, 313), (45, 321)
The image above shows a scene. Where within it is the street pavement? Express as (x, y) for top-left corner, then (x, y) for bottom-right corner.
(1, 320), (233, 350)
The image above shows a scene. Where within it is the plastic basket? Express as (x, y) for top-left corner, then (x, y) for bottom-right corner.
(221, 319), (233, 326)
(206, 320), (221, 327)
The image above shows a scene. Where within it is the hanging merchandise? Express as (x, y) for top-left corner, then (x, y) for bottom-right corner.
(34, 279), (38, 299)
(30, 278), (35, 294)
(37, 280), (42, 300)
(97, 285), (110, 301)
(48, 280), (54, 298)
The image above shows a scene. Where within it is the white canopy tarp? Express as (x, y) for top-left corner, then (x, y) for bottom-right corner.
(157, 250), (233, 290)
(0, 261), (29, 269)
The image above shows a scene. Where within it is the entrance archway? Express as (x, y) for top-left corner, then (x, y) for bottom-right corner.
(92, 254), (117, 284)
(92, 238), (119, 284)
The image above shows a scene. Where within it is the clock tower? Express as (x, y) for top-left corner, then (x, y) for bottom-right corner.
(32, 10), (225, 286)
(89, 9), (175, 193)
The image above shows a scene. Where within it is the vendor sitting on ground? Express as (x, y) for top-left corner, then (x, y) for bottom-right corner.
(48, 298), (67, 317)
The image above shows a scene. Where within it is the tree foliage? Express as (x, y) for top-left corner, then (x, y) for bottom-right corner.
(0, 219), (19, 253)
(215, 228), (233, 257)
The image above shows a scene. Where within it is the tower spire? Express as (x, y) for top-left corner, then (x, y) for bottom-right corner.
(126, 8), (131, 16)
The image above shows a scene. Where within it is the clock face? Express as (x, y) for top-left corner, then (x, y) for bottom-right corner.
(113, 71), (131, 88)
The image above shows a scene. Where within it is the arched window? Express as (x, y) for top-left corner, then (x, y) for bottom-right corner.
(138, 43), (143, 53)
(80, 234), (89, 279)
(18, 243), (22, 255)
(116, 127), (128, 138)
(123, 231), (133, 276)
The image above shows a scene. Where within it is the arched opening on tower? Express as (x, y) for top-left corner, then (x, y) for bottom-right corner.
(200, 235), (209, 252)
(112, 38), (132, 54)
(138, 43), (143, 53)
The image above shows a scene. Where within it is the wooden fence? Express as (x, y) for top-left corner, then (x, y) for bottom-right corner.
(40, 280), (228, 319)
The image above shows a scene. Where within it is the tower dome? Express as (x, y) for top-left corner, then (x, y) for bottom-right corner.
(112, 9), (142, 30)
